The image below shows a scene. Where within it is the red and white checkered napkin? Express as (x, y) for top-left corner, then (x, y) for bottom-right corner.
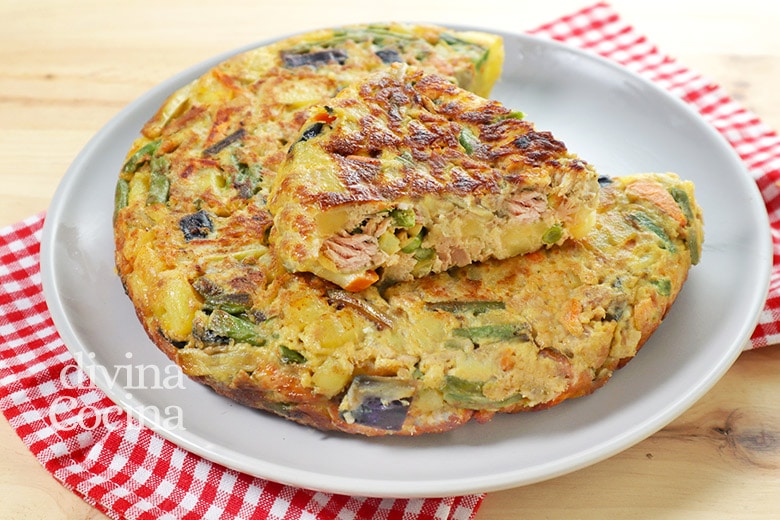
(1, 3), (779, 519)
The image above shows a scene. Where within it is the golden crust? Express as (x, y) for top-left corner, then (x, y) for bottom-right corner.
(275, 67), (592, 208)
(268, 64), (600, 290)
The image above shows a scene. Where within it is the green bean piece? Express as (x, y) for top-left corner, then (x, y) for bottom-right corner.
(439, 32), (489, 69)
(442, 375), (525, 409)
(122, 140), (160, 174)
(363, 27), (416, 42)
(458, 127), (479, 155)
(474, 48), (490, 71)
(146, 170), (170, 205)
(627, 212), (677, 253)
(208, 296), (251, 316)
(669, 187), (700, 264)
(207, 310), (265, 346)
(114, 179), (129, 220)
(650, 278), (672, 297)
(687, 232), (701, 265)
(396, 151), (415, 168)
(193, 277), (252, 315)
(146, 155), (170, 205)
(279, 345), (306, 364)
(453, 324), (529, 343)
(444, 375), (483, 396)
(284, 27), (415, 55)
(669, 187), (695, 222)
(505, 111), (525, 120)
(439, 32), (483, 51)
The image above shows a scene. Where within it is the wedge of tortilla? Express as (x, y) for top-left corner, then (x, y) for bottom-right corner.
(269, 64), (601, 291)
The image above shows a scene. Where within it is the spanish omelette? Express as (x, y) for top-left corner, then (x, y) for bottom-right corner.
(113, 24), (703, 436)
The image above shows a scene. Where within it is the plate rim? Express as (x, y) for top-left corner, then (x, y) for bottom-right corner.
(39, 27), (773, 498)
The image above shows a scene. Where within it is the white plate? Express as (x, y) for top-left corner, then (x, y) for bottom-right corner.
(40, 29), (771, 498)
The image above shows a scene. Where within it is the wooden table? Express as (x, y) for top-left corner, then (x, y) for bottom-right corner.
(2, 1), (779, 518)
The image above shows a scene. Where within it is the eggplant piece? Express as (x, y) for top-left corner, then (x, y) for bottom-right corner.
(203, 128), (246, 156)
(288, 122), (326, 152)
(179, 210), (213, 241)
(299, 122), (325, 142)
(192, 316), (230, 346)
(604, 300), (626, 322)
(281, 49), (348, 68)
(597, 174), (614, 186)
(339, 376), (415, 431)
(375, 48), (402, 64)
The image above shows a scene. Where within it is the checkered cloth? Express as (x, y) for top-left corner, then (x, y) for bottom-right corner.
(1, 3), (778, 519)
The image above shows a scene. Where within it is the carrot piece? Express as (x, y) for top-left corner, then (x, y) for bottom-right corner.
(312, 108), (336, 124)
(343, 270), (379, 292)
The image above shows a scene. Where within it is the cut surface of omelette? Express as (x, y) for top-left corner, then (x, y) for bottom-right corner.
(180, 172), (701, 436)
(269, 64), (601, 291)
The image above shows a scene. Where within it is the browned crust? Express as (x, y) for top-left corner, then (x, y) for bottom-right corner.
(288, 67), (592, 210)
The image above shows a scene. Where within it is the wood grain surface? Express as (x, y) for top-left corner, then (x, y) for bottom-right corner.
(1, 1), (779, 518)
